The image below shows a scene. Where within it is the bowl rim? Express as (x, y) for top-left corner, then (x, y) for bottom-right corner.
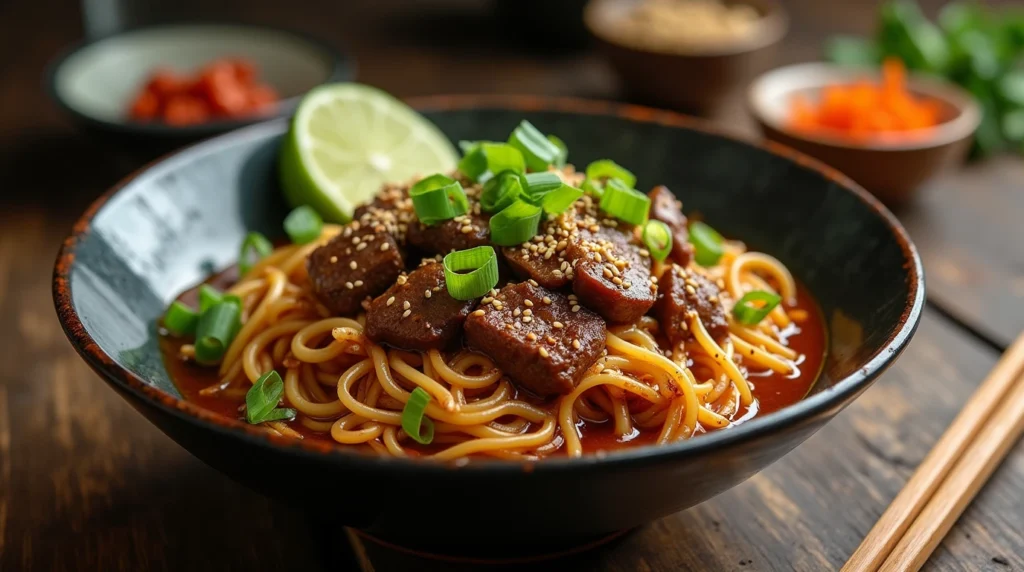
(747, 61), (982, 151)
(44, 21), (356, 139)
(53, 94), (925, 475)
(583, 0), (789, 57)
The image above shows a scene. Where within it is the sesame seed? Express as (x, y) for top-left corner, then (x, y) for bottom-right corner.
(523, 309), (533, 316)
(506, 324), (513, 330)
(612, 277), (623, 285)
(397, 276), (408, 285)
(349, 261), (358, 270)
(553, 321), (564, 329)
(345, 281), (354, 289)
(472, 309), (485, 316)
(623, 281), (632, 288)
(571, 305), (581, 313)
(493, 301), (504, 310)
(380, 242), (391, 251)
(355, 280), (365, 287)
(352, 236), (361, 245)
(461, 225), (474, 234)
(386, 296), (396, 306)
(572, 339), (581, 349)
(523, 316), (533, 323)
(527, 333), (537, 341)
(482, 297), (493, 304)
(685, 285), (697, 296)
(542, 296), (552, 305)
(402, 309), (411, 318)
(403, 301), (411, 310)
(514, 308), (521, 316)
(330, 256), (338, 263)
(528, 279), (539, 287)
(539, 347), (549, 358)
(524, 300), (534, 307)
(603, 268), (613, 279)
(423, 290), (432, 298)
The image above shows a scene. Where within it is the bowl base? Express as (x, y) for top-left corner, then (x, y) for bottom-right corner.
(348, 526), (634, 566)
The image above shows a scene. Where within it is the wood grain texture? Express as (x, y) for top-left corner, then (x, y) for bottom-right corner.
(0, 0), (1022, 570)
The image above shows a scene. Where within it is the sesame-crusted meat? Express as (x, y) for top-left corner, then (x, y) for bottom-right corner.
(307, 222), (404, 316)
(500, 212), (578, 289)
(408, 211), (491, 255)
(364, 262), (476, 351)
(352, 182), (415, 246)
(568, 222), (657, 324)
(648, 185), (695, 267)
(654, 264), (729, 345)
(464, 282), (606, 396)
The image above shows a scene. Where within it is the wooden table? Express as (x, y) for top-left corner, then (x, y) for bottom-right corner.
(2, 0), (1022, 570)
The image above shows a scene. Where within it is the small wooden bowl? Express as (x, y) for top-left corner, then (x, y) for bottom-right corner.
(584, 0), (788, 114)
(748, 62), (981, 206)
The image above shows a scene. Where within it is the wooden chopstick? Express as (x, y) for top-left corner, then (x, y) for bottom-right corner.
(879, 371), (1024, 571)
(842, 331), (1024, 572)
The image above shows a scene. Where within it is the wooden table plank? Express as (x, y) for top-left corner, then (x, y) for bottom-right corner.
(899, 156), (1024, 349)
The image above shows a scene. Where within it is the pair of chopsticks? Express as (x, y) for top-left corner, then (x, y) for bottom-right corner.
(843, 332), (1024, 571)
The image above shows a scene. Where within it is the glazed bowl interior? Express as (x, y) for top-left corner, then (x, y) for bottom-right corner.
(55, 98), (922, 549)
(49, 24), (351, 138)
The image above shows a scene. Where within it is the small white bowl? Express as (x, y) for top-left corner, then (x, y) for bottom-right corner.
(47, 23), (353, 144)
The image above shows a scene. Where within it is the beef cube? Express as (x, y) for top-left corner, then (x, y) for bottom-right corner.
(307, 223), (403, 316)
(464, 282), (605, 396)
(364, 263), (476, 351)
(568, 224), (657, 324)
(352, 183), (415, 245)
(654, 264), (729, 345)
(407, 212), (490, 255)
(648, 185), (694, 267)
(499, 209), (583, 288)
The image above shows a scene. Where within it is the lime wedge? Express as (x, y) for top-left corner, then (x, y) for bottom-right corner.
(279, 83), (458, 223)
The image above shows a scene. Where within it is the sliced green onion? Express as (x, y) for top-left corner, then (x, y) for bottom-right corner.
(458, 142), (525, 183)
(401, 387), (435, 445)
(586, 159), (636, 188)
(163, 301), (199, 336)
(458, 140), (480, 153)
(198, 284), (223, 313)
(442, 246), (499, 301)
(690, 221), (725, 267)
(194, 298), (241, 365)
(547, 134), (568, 168)
(508, 120), (561, 172)
(245, 370), (297, 424)
(410, 174), (469, 225)
(480, 170), (524, 214)
(581, 178), (604, 198)
(733, 291), (782, 325)
(642, 220), (673, 262)
(539, 184), (583, 214)
(521, 171), (563, 196)
(489, 200), (543, 246)
(239, 232), (273, 276)
(283, 205), (323, 245)
(599, 179), (650, 225)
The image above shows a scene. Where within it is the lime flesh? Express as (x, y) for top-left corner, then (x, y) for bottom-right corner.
(279, 83), (458, 223)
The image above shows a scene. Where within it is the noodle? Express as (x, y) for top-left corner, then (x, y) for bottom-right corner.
(182, 226), (811, 460)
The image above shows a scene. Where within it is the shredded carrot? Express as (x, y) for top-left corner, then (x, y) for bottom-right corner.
(786, 58), (941, 142)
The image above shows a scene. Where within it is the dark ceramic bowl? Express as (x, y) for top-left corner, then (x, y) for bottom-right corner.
(584, 0), (787, 114)
(46, 23), (353, 153)
(53, 96), (923, 558)
(748, 62), (981, 206)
